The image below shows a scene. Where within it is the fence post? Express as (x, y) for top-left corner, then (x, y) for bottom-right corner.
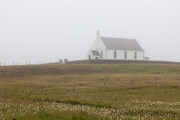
(40, 87), (42, 94)
(18, 87), (20, 95)
(17, 87), (19, 95)
(25, 87), (27, 94)
(4, 88), (6, 96)
(26, 86), (28, 94)
(131, 79), (134, 89)
(49, 86), (51, 95)
(51, 86), (52, 94)
(72, 85), (74, 93)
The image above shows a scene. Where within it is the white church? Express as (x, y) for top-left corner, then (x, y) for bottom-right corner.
(87, 31), (145, 60)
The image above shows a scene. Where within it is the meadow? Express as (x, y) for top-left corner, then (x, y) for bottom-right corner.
(0, 64), (180, 120)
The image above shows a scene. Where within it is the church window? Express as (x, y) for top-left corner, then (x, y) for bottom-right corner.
(114, 51), (117, 59)
(101, 51), (103, 58)
(134, 52), (137, 59)
(124, 51), (127, 59)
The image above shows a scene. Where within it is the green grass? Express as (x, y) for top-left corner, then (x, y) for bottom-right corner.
(0, 64), (180, 78)
(0, 64), (180, 119)
(16, 111), (109, 120)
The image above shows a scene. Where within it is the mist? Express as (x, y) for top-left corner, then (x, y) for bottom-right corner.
(0, 0), (180, 65)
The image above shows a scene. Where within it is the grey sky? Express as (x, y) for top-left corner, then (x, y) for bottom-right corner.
(0, 0), (180, 65)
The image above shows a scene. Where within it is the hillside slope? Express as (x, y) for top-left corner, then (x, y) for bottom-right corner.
(0, 64), (180, 78)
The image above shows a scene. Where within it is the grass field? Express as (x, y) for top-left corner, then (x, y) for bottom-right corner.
(0, 64), (180, 120)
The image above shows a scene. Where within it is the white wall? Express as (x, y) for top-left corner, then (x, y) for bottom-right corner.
(87, 35), (107, 59)
(136, 51), (144, 60)
(106, 50), (144, 60)
(86, 50), (100, 59)
(97, 38), (106, 59)
(90, 36), (98, 50)
(86, 51), (92, 59)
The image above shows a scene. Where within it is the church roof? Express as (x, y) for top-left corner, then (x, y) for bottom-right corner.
(100, 37), (144, 51)
(90, 50), (100, 56)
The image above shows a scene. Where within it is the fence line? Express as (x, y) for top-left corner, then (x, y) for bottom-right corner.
(1, 77), (180, 96)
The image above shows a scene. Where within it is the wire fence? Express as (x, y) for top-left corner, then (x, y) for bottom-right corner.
(0, 61), (60, 66)
(1, 77), (180, 96)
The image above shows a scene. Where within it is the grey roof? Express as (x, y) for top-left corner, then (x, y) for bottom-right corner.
(91, 50), (100, 56)
(100, 37), (144, 51)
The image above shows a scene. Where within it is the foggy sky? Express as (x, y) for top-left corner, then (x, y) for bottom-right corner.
(0, 0), (180, 65)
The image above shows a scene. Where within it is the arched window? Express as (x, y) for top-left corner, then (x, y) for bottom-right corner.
(124, 51), (127, 59)
(134, 52), (137, 59)
(88, 55), (91, 60)
(101, 51), (103, 58)
(114, 51), (117, 59)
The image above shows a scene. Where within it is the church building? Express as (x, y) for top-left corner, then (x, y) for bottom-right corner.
(87, 31), (145, 60)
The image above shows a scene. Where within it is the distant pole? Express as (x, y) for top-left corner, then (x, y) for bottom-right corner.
(131, 79), (134, 89)
(72, 85), (75, 93)
(40, 87), (42, 94)
(4, 88), (6, 95)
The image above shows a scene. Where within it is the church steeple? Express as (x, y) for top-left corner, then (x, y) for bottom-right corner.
(97, 30), (100, 37)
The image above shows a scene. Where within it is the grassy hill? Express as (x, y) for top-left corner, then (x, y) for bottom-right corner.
(0, 64), (180, 77)
(0, 64), (180, 120)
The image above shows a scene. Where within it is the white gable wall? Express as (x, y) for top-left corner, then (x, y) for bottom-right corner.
(87, 36), (106, 59)
(97, 38), (106, 59)
(90, 37), (98, 50)
(86, 37), (98, 59)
